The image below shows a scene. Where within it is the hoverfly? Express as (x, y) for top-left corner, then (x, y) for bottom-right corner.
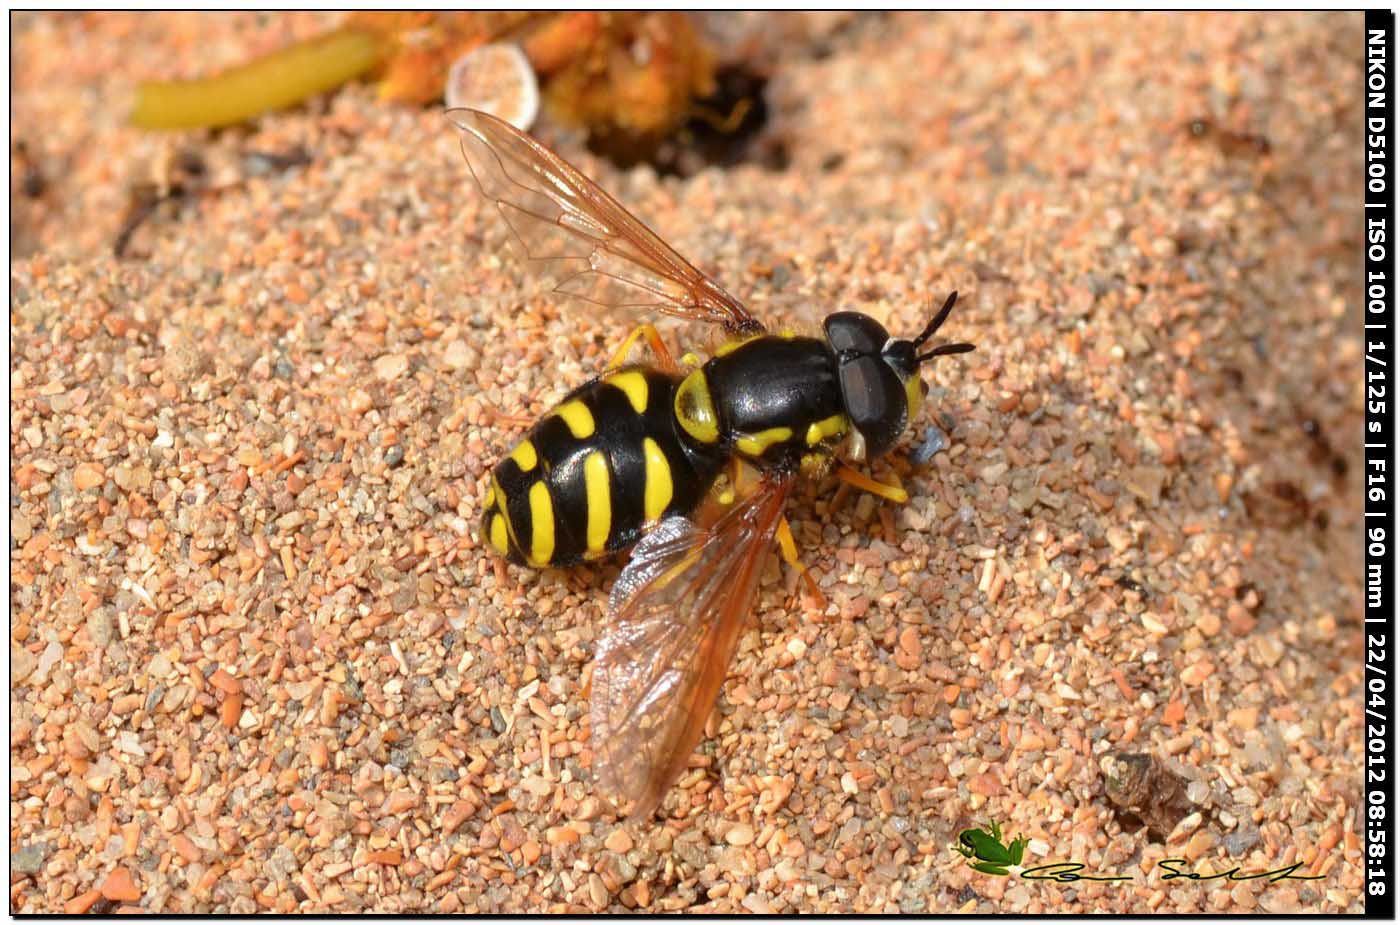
(448, 108), (974, 820)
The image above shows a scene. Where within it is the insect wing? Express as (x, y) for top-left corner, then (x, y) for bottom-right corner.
(447, 107), (762, 333)
(590, 477), (791, 820)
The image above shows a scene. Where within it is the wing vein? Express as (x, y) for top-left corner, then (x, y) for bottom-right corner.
(448, 107), (763, 334)
(590, 477), (792, 820)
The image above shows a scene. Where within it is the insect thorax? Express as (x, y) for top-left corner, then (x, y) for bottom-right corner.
(674, 334), (850, 472)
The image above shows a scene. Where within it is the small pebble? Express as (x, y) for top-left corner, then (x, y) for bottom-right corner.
(1223, 828), (1262, 857)
(73, 462), (105, 491)
(12, 843), (48, 874)
(909, 426), (948, 467)
(725, 823), (755, 847)
(443, 339), (473, 370)
(603, 829), (633, 853)
(546, 826), (579, 847)
(100, 867), (140, 903)
(64, 890), (102, 915)
(587, 873), (609, 909)
(375, 354), (409, 381)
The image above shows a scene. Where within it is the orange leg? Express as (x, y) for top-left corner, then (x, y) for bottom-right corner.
(731, 456), (755, 496)
(777, 516), (826, 606)
(607, 323), (677, 374)
(835, 464), (909, 504)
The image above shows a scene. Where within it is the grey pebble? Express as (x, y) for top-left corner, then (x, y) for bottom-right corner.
(12, 842), (48, 874)
(910, 426), (948, 467)
(1222, 827), (1261, 857)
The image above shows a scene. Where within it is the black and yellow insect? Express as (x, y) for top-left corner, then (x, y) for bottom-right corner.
(450, 108), (974, 820)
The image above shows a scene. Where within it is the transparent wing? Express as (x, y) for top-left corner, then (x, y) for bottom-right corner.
(447, 107), (763, 334)
(591, 476), (792, 820)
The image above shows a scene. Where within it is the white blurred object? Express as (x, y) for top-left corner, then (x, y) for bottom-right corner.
(445, 42), (539, 132)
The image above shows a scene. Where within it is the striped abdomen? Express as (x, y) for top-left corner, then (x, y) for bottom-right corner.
(481, 368), (727, 568)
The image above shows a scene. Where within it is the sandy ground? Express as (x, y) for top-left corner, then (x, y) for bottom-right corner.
(10, 11), (1366, 913)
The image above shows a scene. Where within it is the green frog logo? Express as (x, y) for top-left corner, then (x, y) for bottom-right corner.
(954, 821), (1028, 876)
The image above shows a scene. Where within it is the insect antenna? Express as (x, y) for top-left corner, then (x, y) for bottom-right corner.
(913, 291), (975, 362)
(917, 341), (976, 362)
(912, 291), (959, 347)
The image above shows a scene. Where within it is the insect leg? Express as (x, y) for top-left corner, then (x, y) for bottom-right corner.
(834, 464), (909, 504)
(480, 398), (535, 430)
(776, 516), (825, 605)
(606, 324), (678, 373)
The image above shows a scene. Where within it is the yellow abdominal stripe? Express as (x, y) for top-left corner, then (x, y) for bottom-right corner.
(489, 513), (509, 555)
(643, 438), (673, 522)
(493, 476), (521, 550)
(606, 371), (649, 415)
(528, 481), (554, 566)
(584, 451), (611, 557)
(554, 399), (595, 439)
(509, 439), (538, 472)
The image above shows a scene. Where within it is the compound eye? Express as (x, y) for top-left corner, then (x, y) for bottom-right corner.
(840, 356), (891, 423)
(824, 312), (888, 356)
(838, 355), (906, 458)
